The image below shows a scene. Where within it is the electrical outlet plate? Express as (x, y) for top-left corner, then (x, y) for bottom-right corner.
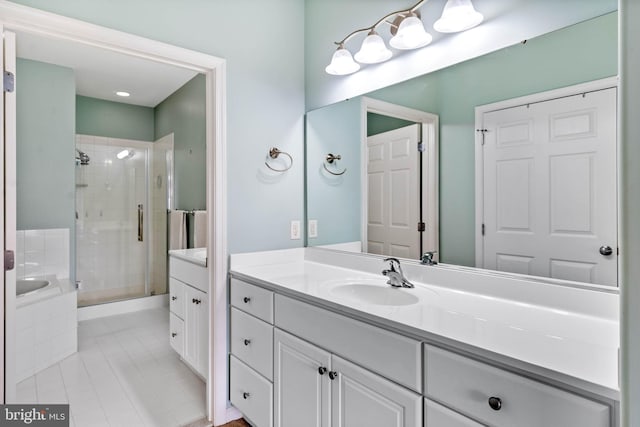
(290, 220), (301, 240)
(308, 220), (318, 238)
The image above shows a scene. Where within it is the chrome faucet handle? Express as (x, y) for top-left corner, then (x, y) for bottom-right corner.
(383, 257), (401, 272)
(421, 251), (438, 265)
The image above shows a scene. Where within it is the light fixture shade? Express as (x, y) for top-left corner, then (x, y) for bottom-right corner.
(354, 32), (392, 64)
(325, 47), (360, 75)
(389, 16), (433, 50)
(433, 0), (483, 33)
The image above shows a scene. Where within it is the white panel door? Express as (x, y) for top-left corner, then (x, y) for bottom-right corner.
(331, 355), (421, 427)
(274, 329), (331, 427)
(482, 88), (617, 285)
(367, 124), (420, 259)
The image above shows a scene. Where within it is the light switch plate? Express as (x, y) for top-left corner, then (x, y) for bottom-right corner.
(308, 220), (318, 238)
(290, 220), (301, 240)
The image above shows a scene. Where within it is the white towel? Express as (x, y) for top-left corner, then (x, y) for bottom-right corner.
(192, 210), (207, 248)
(169, 210), (187, 250)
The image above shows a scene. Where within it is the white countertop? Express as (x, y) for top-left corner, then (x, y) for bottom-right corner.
(169, 248), (207, 266)
(230, 248), (620, 399)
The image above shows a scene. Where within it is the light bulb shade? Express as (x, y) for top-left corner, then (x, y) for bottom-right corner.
(354, 32), (392, 64)
(325, 47), (360, 75)
(389, 16), (433, 50)
(434, 0), (483, 33)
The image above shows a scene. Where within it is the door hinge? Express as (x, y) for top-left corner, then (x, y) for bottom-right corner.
(481, 223), (485, 236)
(476, 128), (488, 145)
(418, 142), (425, 152)
(3, 71), (15, 93)
(418, 222), (426, 232)
(4, 250), (15, 271)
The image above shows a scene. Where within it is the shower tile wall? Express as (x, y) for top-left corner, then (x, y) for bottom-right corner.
(76, 135), (147, 306)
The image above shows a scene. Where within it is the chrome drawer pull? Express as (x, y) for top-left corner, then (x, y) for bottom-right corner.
(328, 371), (338, 380)
(243, 339), (251, 346)
(488, 396), (502, 411)
(243, 297), (251, 303)
(318, 367), (327, 375)
(243, 392), (250, 399)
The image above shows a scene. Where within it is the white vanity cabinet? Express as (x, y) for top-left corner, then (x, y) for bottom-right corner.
(169, 256), (208, 378)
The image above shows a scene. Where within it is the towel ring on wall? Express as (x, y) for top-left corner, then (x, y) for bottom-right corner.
(265, 147), (293, 172)
(323, 153), (346, 176)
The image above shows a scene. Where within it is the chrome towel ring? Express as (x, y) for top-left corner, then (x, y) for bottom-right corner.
(323, 153), (346, 176)
(265, 147), (293, 172)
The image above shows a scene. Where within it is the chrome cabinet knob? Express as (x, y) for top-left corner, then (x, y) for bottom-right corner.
(243, 339), (251, 346)
(318, 367), (327, 375)
(328, 371), (338, 380)
(243, 297), (251, 303)
(171, 332), (177, 338)
(599, 245), (613, 256)
(171, 296), (177, 301)
(488, 396), (502, 411)
(243, 392), (250, 399)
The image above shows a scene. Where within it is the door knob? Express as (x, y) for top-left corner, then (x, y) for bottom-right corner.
(599, 245), (613, 256)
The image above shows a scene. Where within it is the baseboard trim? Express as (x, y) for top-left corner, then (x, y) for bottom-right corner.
(77, 294), (169, 321)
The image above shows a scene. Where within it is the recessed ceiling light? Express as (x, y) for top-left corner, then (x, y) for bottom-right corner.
(115, 91), (130, 97)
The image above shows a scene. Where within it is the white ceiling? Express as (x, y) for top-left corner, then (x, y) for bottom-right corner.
(16, 30), (199, 108)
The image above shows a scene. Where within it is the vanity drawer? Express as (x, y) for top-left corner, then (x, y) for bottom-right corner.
(231, 307), (274, 380)
(425, 399), (483, 427)
(275, 294), (421, 393)
(230, 355), (273, 427)
(169, 278), (185, 319)
(231, 278), (274, 323)
(424, 345), (610, 427)
(170, 256), (208, 293)
(169, 312), (184, 356)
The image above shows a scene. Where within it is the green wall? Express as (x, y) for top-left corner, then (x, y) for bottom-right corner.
(16, 58), (76, 278)
(367, 113), (414, 136)
(76, 95), (154, 141)
(154, 74), (206, 211)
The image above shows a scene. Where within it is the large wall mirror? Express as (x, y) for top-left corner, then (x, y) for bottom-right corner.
(305, 9), (619, 288)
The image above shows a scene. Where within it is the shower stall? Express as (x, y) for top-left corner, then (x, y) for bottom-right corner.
(75, 134), (174, 307)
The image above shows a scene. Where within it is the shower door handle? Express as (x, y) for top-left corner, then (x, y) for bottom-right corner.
(137, 204), (144, 242)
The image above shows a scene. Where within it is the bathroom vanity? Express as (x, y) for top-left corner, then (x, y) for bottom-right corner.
(229, 248), (619, 427)
(168, 248), (208, 378)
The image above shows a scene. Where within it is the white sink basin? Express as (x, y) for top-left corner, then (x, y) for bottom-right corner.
(330, 283), (420, 306)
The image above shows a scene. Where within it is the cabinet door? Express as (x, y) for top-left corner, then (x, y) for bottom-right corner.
(274, 329), (331, 427)
(331, 355), (421, 427)
(184, 286), (208, 377)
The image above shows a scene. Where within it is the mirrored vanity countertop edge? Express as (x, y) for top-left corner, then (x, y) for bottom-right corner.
(168, 248), (207, 266)
(230, 248), (620, 396)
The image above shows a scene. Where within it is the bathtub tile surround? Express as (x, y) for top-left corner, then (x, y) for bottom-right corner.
(16, 228), (70, 280)
(15, 227), (77, 383)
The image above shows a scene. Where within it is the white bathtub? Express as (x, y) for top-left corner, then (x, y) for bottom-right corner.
(15, 276), (77, 382)
(16, 276), (62, 307)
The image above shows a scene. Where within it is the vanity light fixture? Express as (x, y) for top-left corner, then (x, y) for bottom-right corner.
(115, 91), (130, 97)
(433, 0), (484, 33)
(326, 0), (483, 75)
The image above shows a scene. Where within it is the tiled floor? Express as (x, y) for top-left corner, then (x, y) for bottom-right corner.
(15, 307), (207, 427)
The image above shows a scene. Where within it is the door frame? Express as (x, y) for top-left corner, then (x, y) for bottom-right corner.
(0, 2), (232, 424)
(360, 97), (439, 259)
(474, 76), (619, 277)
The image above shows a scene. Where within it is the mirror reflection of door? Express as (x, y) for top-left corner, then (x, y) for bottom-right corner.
(366, 124), (421, 259)
(479, 85), (617, 286)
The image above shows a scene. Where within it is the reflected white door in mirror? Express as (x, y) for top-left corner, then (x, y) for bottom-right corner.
(475, 78), (618, 287)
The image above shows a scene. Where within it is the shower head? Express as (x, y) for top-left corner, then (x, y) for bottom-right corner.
(76, 148), (90, 166)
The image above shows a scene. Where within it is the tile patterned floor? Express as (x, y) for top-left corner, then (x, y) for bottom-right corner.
(15, 307), (207, 427)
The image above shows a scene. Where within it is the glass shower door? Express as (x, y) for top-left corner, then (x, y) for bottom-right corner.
(76, 135), (149, 307)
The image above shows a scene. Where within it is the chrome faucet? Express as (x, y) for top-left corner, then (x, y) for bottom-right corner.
(382, 257), (414, 288)
(421, 251), (438, 266)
